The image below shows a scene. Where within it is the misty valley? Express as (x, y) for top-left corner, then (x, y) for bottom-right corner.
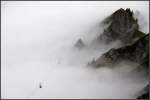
(1, 1), (149, 99)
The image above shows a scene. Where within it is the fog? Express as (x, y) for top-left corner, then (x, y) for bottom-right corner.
(1, 1), (149, 99)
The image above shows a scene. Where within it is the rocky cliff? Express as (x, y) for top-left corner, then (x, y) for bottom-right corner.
(89, 8), (149, 99)
(98, 8), (145, 46)
(91, 33), (149, 68)
(137, 85), (149, 99)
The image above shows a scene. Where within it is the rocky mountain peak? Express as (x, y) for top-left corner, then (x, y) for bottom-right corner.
(98, 8), (144, 45)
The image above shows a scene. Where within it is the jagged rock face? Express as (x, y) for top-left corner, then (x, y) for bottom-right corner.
(92, 34), (149, 68)
(99, 8), (145, 45)
(92, 34), (149, 99)
(89, 8), (149, 99)
(135, 84), (149, 99)
(137, 85), (149, 99)
(137, 92), (149, 99)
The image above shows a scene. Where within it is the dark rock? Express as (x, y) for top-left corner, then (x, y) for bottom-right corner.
(74, 38), (85, 49)
(98, 8), (145, 45)
(135, 84), (149, 99)
(89, 8), (149, 99)
(137, 85), (149, 99)
(91, 33), (149, 68)
(137, 92), (149, 99)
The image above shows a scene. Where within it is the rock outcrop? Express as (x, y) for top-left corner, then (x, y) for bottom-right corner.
(98, 8), (145, 45)
(88, 8), (149, 99)
(91, 33), (149, 68)
(137, 85), (149, 99)
(92, 32), (149, 100)
(74, 38), (85, 49)
(137, 92), (149, 99)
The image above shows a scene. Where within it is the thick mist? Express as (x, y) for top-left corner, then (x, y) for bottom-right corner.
(1, 1), (149, 99)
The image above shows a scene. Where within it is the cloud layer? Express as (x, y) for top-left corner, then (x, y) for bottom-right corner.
(1, 1), (149, 99)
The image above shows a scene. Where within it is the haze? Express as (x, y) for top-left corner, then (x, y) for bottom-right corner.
(1, 1), (149, 99)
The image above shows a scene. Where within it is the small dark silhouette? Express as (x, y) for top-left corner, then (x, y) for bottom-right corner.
(74, 38), (85, 49)
(39, 82), (42, 88)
